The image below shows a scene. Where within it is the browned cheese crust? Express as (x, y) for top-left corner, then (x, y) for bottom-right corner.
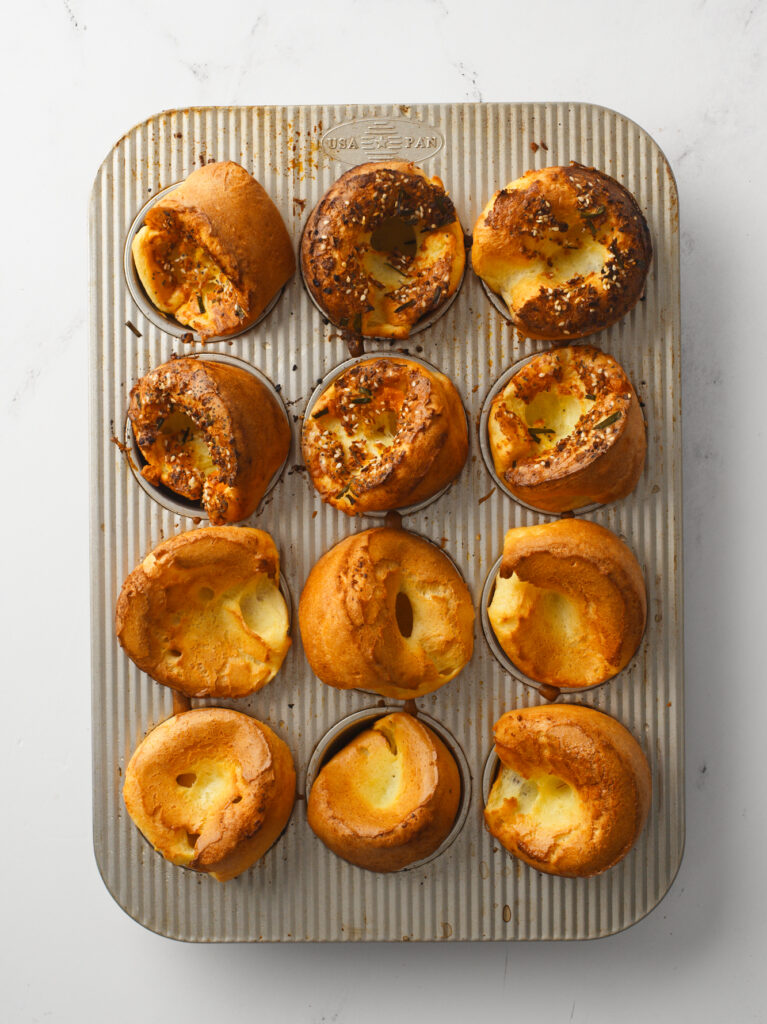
(302, 356), (467, 515)
(128, 357), (290, 524)
(301, 161), (465, 339)
(132, 161), (295, 339)
(298, 527), (475, 699)
(488, 345), (646, 512)
(488, 519), (646, 689)
(472, 164), (652, 341)
(115, 527), (291, 698)
(484, 704), (651, 877)
(307, 712), (460, 872)
(123, 708), (296, 882)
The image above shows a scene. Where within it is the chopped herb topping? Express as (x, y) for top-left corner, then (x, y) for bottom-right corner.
(312, 407), (329, 418)
(197, 294), (205, 314)
(528, 426), (555, 442)
(585, 393), (596, 401)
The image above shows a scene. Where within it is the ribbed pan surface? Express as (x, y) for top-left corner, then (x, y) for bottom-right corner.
(89, 103), (683, 941)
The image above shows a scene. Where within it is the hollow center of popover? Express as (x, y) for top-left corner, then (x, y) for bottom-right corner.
(369, 216), (417, 258)
(395, 591), (414, 637)
(489, 573), (609, 686)
(163, 575), (288, 667)
(132, 224), (247, 334)
(510, 389), (592, 452)
(321, 406), (399, 458)
(497, 235), (610, 310)
(149, 410), (216, 494)
(354, 735), (404, 809)
(489, 765), (578, 831)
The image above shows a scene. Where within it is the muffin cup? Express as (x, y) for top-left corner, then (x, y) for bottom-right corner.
(303, 351), (469, 517)
(298, 218), (465, 343)
(123, 351), (290, 522)
(124, 183), (285, 343)
(305, 707), (471, 871)
(480, 554), (643, 698)
(478, 353), (604, 518)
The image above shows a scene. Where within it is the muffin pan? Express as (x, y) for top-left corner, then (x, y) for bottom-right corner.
(90, 102), (683, 941)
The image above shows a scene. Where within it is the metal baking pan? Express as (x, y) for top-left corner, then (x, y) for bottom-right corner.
(89, 102), (683, 941)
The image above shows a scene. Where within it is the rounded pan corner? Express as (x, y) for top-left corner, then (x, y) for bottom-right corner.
(588, 829), (687, 942)
(91, 829), (194, 944)
(570, 100), (679, 205)
(89, 105), (222, 205)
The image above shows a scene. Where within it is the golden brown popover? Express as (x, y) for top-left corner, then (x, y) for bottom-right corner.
(301, 161), (465, 339)
(484, 704), (651, 877)
(116, 527), (290, 698)
(472, 164), (651, 341)
(132, 161), (294, 339)
(299, 527), (474, 699)
(302, 356), (467, 515)
(487, 520), (646, 689)
(123, 708), (295, 882)
(128, 357), (290, 524)
(307, 712), (460, 871)
(488, 345), (646, 512)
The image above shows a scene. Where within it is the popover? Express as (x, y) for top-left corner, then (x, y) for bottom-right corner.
(299, 527), (474, 699)
(307, 712), (460, 872)
(116, 527), (290, 698)
(487, 345), (646, 512)
(472, 164), (652, 341)
(487, 519), (646, 689)
(301, 161), (465, 339)
(484, 705), (651, 877)
(302, 356), (467, 515)
(123, 708), (296, 882)
(131, 161), (294, 340)
(128, 356), (290, 524)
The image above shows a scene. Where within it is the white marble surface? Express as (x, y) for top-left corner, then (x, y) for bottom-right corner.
(3, 0), (766, 1020)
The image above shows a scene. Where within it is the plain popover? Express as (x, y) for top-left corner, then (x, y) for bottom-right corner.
(299, 527), (474, 699)
(124, 708), (295, 882)
(307, 712), (460, 872)
(487, 519), (646, 689)
(484, 704), (651, 876)
(116, 527), (291, 698)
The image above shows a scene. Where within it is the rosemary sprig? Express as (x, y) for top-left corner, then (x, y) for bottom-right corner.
(312, 408), (329, 418)
(594, 411), (621, 430)
(528, 426), (555, 442)
(197, 294), (205, 313)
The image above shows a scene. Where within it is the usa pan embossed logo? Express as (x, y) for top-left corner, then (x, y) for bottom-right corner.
(321, 117), (444, 164)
